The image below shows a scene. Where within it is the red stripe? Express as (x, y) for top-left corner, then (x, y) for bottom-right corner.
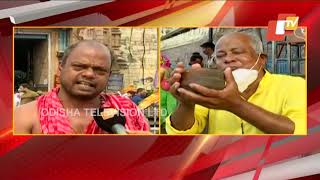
(100, 0), (166, 20)
(122, 1), (201, 26)
(186, 136), (269, 175)
(264, 132), (320, 165)
(213, 151), (262, 179)
(252, 137), (274, 180)
(0, 129), (31, 156)
(308, 87), (320, 106)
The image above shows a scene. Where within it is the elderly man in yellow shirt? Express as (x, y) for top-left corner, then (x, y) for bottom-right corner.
(166, 32), (306, 135)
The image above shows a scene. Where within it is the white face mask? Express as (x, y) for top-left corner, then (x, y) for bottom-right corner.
(232, 53), (261, 93)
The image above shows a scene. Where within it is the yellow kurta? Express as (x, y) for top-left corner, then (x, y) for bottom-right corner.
(166, 71), (306, 135)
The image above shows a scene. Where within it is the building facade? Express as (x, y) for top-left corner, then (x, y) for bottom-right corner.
(14, 27), (158, 92)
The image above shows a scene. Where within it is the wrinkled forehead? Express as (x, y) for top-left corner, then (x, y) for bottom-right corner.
(215, 33), (254, 53)
(68, 43), (111, 66)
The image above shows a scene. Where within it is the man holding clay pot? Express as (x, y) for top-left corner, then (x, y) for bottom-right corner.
(166, 32), (306, 135)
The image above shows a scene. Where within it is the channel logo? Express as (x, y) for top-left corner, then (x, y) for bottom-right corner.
(267, 14), (299, 41)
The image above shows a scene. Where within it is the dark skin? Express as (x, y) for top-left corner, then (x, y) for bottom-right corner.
(15, 41), (150, 134)
(169, 33), (295, 134)
(57, 42), (111, 133)
(14, 41), (111, 134)
(189, 58), (203, 67)
(202, 47), (214, 57)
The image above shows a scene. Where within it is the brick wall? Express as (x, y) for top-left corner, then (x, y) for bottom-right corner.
(69, 27), (158, 91)
(118, 28), (158, 90)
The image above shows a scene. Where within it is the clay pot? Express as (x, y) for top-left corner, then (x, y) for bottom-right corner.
(181, 68), (225, 91)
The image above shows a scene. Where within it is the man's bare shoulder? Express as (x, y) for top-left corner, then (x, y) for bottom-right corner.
(15, 101), (38, 114)
(14, 101), (39, 134)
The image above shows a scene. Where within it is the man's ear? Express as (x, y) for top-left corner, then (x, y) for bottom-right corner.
(260, 53), (267, 68)
(57, 63), (63, 76)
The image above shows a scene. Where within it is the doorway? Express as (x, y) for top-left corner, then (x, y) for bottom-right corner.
(14, 33), (50, 92)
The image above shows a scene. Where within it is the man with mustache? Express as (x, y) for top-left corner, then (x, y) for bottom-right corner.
(166, 32), (306, 134)
(14, 40), (149, 134)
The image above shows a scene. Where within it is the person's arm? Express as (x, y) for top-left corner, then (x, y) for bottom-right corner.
(181, 68), (295, 134)
(166, 104), (208, 134)
(166, 63), (197, 132)
(165, 63), (208, 134)
(281, 77), (306, 134)
(14, 101), (37, 134)
(230, 100), (294, 134)
(170, 103), (195, 130)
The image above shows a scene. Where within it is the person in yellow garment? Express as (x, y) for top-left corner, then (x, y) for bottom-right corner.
(165, 32), (306, 134)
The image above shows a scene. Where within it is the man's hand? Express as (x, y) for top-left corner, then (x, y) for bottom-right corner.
(174, 67), (295, 134)
(166, 62), (200, 131)
(174, 67), (244, 111)
(168, 62), (202, 107)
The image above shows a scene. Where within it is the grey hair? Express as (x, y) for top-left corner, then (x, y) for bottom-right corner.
(215, 31), (264, 55)
(247, 34), (263, 54)
(234, 31), (263, 54)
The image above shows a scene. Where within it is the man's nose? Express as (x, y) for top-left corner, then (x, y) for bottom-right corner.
(224, 53), (237, 64)
(82, 68), (95, 78)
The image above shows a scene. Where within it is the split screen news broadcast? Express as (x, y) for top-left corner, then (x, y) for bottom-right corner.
(14, 27), (159, 134)
(13, 26), (306, 135)
(1, 1), (319, 180)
